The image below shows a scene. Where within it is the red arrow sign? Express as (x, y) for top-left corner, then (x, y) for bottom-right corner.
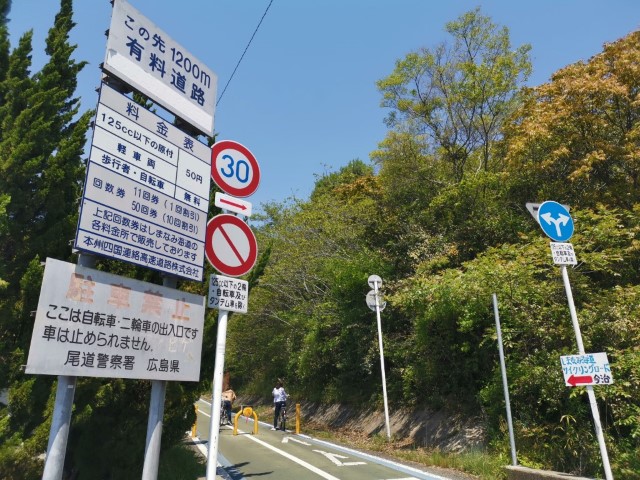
(567, 374), (593, 386)
(219, 198), (247, 210)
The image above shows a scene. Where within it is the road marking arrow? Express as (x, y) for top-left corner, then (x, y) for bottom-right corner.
(568, 374), (593, 386)
(313, 449), (366, 466)
(282, 436), (312, 446)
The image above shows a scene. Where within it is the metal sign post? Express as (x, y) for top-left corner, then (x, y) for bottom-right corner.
(366, 275), (391, 440)
(204, 140), (260, 477)
(560, 265), (613, 480)
(492, 294), (517, 466)
(41, 254), (94, 480)
(206, 308), (229, 480)
(141, 274), (177, 480)
(530, 201), (613, 480)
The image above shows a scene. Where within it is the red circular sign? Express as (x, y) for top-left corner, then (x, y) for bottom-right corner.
(205, 214), (258, 277)
(211, 140), (261, 197)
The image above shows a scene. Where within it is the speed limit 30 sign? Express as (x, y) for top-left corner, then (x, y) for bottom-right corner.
(211, 140), (261, 197)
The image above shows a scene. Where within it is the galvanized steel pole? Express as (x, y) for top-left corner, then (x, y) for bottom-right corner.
(373, 281), (391, 440)
(206, 308), (229, 480)
(492, 294), (517, 466)
(561, 266), (613, 480)
(42, 376), (76, 480)
(42, 254), (95, 480)
(141, 275), (175, 480)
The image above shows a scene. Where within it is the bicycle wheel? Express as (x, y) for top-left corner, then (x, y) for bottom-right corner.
(279, 408), (286, 431)
(220, 406), (226, 426)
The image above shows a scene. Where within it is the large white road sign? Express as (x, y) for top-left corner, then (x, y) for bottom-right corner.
(75, 83), (210, 281)
(26, 258), (205, 381)
(104, 0), (217, 136)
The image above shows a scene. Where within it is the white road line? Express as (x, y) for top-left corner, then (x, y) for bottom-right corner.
(282, 436), (312, 446)
(197, 399), (447, 480)
(312, 449), (366, 466)
(382, 478), (420, 480)
(298, 434), (450, 480)
(192, 436), (209, 457)
(235, 427), (341, 480)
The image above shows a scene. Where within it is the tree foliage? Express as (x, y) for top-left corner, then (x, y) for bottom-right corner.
(1, 3), (639, 479)
(0, 2), (205, 479)
(504, 31), (640, 210)
(226, 16), (640, 479)
(377, 7), (531, 181)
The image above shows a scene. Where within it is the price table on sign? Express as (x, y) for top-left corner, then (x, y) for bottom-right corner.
(75, 83), (211, 281)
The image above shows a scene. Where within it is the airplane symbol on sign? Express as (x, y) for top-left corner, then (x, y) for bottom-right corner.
(540, 212), (571, 238)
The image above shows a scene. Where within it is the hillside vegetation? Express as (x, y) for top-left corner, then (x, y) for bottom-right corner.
(227, 14), (640, 479)
(0, 2), (639, 479)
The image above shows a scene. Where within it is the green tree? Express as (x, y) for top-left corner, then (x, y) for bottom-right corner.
(504, 31), (640, 210)
(377, 7), (531, 182)
(0, 0), (10, 109)
(0, 0), (92, 349)
(228, 163), (392, 403)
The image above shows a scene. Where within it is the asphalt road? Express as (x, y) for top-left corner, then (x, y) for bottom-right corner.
(192, 399), (462, 480)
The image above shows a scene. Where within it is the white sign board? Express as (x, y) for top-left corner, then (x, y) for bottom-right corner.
(366, 290), (386, 311)
(560, 352), (614, 387)
(75, 83), (210, 281)
(550, 242), (578, 265)
(208, 275), (249, 313)
(26, 258), (205, 381)
(214, 192), (252, 217)
(104, 0), (217, 136)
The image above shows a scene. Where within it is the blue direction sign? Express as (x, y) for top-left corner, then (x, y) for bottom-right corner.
(537, 201), (574, 241)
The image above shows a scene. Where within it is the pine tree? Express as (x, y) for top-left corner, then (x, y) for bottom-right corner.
(0, 2), (94, 476)
(0, 0), (10, 98)
(0, 0), (91, 348)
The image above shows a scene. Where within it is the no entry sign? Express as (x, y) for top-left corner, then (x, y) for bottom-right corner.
(211, 140), (261, 197)
(205, 214), (258, 277)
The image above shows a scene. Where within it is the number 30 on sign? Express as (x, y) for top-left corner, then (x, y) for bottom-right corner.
(211, 140), (261, 198)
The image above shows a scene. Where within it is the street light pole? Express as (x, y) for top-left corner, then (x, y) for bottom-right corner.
(367, 275), (391, 440)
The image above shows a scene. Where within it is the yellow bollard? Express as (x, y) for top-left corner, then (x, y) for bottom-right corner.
(233, 405), (259, 435)
(191, 404), (198, 437)
(295, 403), (300, 434)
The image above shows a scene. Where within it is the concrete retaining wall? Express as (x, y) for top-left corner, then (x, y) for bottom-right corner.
(505, 465), (595, 480)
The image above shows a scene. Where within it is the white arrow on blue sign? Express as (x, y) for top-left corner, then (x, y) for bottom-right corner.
(537, 201), (574, 242)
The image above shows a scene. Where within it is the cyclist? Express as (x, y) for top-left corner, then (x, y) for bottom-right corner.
(221, 386), (236, 425)
(271, 379), (287, 431)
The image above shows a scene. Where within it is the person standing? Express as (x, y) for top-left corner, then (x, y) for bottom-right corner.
(221, 386), (236, 425)
(272, 379), (287, 430)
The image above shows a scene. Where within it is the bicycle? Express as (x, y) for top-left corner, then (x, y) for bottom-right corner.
(277, 401), (287, 431)
(220, 400), (231, 426)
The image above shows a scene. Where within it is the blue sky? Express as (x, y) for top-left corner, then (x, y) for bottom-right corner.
(7, 0), (640, 212)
